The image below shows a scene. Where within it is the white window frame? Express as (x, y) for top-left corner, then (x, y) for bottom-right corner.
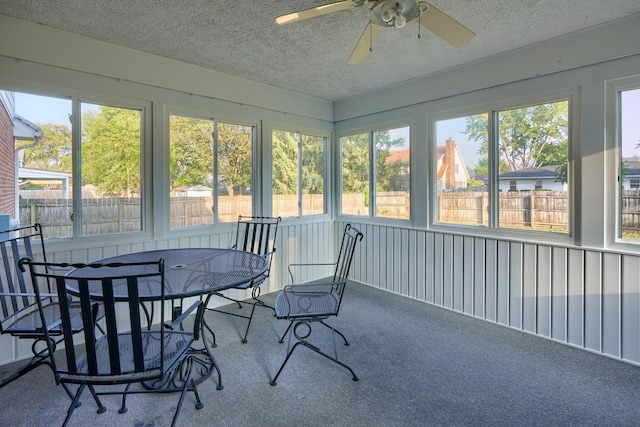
(337, 122), (412, 222)
(607, 77), (640, 248)
(429, 90), (577, 243)
(165, 106), (259, 234)
(270, 125), (329, 219)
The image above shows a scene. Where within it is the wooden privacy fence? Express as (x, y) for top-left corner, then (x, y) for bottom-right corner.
(438, 191), (569, 230)
(22, 190), (640, 237)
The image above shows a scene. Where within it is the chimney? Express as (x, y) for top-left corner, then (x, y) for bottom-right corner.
(445, 138), (456, 189)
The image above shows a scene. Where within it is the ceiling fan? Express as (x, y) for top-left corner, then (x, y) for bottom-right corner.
(275, 0), (475, 64)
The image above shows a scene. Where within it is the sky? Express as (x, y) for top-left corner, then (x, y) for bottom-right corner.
(13, 89), (640, 167)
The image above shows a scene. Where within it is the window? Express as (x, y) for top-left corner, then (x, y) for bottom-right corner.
(169, 113), (254, 228)
(434, 98), (569, 234)
(10, 90), (146, 238)
(272, 129), (326, 218)
(619, 87), (640, 240)
(340, 126), (410, 219)
(435, 115), (488, 226)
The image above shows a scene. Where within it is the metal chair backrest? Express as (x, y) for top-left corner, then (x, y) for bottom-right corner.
(0, 223), (48, 333)
(22, 259), (166, 382)
(234, 216), (281, 280)
(331, 224), (364, 308)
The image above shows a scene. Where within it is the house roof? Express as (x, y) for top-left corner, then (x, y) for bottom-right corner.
(13, 114), (42, 140)
(19, 167), (71, 181)
(499, 166), (559, 179)
(0, 1), (638, 101)
(385, 150), (410, 164)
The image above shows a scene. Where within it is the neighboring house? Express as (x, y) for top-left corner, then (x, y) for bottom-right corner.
(499, 166), (566, 192)
(621, 158), (640, 190)
(385, 149), (410, 192)
(0, 91), (15, 217)
(18, 168), (72, 199)
(436, 138), (470, 191)
(171, 184), (213, 197)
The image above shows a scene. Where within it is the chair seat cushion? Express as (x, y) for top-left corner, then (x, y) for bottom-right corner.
(274, 289), (339, 320)
(61, 330), (194, 384)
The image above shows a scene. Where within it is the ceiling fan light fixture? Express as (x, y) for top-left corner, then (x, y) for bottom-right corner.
(381, 7), (394, 22)
(372, 0), (420, 28)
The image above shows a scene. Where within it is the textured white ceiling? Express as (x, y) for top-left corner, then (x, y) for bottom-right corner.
(1, 0), (640, 101)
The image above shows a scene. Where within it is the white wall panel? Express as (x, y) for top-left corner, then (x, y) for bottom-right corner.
(452, 235), (464, 312)
(485, 239), (498, 323)
(473, 238), (486, 317)
(584, 251), (602, 352)
(567, 249), (585, 347)
(602, 252), (621, 357)
(522, 244), (538, 333)
(621, 255), (640, 362)
(462, 236), (475, 315)
(509, 242), (523, 329)
(537, 245), (552, 338)
(322, 223), (640, 369)
(497, 241), (510, 326)
(551, 247), (568, 342)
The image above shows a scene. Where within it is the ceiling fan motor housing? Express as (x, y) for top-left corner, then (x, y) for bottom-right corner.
(371, 0), (423, 28)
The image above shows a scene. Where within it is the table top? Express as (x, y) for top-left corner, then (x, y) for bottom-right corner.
(65, 248), (268, 301)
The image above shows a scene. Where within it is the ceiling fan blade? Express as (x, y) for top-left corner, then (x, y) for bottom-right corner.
(348, 22), (384, 64)
(419, 2), (475, 48)
(276, 1), (352, 25)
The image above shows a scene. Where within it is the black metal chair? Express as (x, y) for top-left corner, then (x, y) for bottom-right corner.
(20, 258), (203, 427)
(269, 223), (363, 386)
(0, 223), (103, 391)
(205, 215), (280, 343)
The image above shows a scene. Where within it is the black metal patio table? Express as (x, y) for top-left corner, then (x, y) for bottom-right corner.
(65, 248), (268, 390)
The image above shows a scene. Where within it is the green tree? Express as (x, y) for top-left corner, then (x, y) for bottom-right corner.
(22, 123), (72, 172)
(375, 131), (406, 192)
(272, 130), (298, 195)
(465, 102), (568, 172)
(217, 122), (252, 196)
(81, 106), (141, 197)
(302, 135), (324, 194)
(473, 157), (510, 176)
(341, 133), (370, 204)
(169, 115), (213, 189)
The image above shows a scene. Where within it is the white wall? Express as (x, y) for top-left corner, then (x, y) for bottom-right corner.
(3, 12), (640, 369)
(0, 14), (337, 366)
(334, 15), (640, 366)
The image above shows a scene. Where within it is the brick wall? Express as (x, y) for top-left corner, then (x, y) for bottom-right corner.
(0, 101), (15, 216)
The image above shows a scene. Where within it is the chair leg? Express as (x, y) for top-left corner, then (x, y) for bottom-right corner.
(62, 384), (86, 427)
(207, 286), (273, 344)
(319, 320), (350, 345)
(270, 321), (358, 386)
(0, 353), (47, 389)
(278, 321), (294, 343)
(171, 359), (204, 427)
(87, 385), (106, 413)
(119, 383), (133, 413)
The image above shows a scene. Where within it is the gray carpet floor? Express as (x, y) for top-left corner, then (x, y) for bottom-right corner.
(1, 282), (640, 426)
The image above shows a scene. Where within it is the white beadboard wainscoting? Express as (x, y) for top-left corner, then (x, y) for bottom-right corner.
(340, 220), (640, 366)
(3, 218), (639, 369)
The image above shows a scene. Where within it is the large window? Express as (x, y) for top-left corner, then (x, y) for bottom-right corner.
(435, 99), (570, 234)
(619, 87), (640, 240)
(272, 129), (326, 218)
(169, 113), (254, 228)
(340, 126), (410, 219)
(12, 91), (145, 238)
